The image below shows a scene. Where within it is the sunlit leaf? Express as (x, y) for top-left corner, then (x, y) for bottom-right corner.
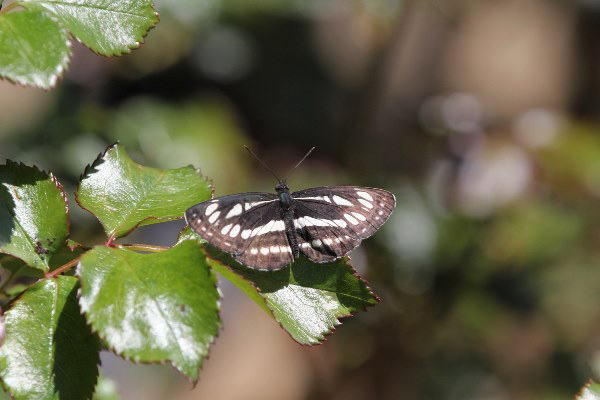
(576, 381), (600, 400)
(19, 0), (159, 56)
(76, 143), (212, 238)
(0, 276), (100, 400)
(77, 241), (220, 382)
(178, 226), (268, 313)
(202, 242), (380, 345)
(0, 161), (69, 271)
(0, 8), (70, 89)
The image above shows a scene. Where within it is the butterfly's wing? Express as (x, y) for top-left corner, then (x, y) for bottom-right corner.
(185, 192), (294, 270)
(291, 186), (395, 263)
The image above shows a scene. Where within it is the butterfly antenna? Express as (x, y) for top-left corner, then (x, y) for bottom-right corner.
(291, 146), (316, 171)
(243, 146), (283, 183)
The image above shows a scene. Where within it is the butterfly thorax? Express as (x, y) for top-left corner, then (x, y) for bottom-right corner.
(275, 182), (300, 257)
(275, 182), (292, 210)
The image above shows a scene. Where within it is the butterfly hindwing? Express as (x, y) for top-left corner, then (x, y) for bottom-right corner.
(185, 192), (294, 270)
(186, 185), (396, 270)
(291, 186), (395, 263)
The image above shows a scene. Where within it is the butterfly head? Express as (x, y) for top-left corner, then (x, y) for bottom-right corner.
(275, 181), (289, 193)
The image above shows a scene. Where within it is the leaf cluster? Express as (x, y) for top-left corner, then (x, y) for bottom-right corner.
(0, 143), (379, 399)
(0, 0), (158, 88)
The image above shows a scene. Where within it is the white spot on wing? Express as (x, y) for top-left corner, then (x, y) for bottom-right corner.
(244, 199), (277, 210)
(272, 220), (285, 232)
(333, 219), (347, 228)
(357, 191), (374, 201)
(358, 198), (373, 209)
(323, 238), (333, 245)
(295, 196), (332, 203)
(229, 224), (241, 237)
(312, 239), (322, 247)
(333, 195), (353, 206)
(270, 245), (280, 254)
(226, 203), (243, 218)
(241, 229), (251, 239)
(205, 203), (218, 216)
(251, 248), (258, 255)
(260, 247), (269, 255)
(352, 212), (367, 221)
(208, 211), (220, 224)
(344, 213), (359, 225)
(220, 224), (232, 235)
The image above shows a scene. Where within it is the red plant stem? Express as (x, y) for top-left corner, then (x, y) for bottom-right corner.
(45, 243), (170, 279)
(0, 2), (19, 14)
(105, 234), (116, 247)
(45, 257), (81, 279)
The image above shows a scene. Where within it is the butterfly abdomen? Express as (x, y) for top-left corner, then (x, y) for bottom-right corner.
(283, 208), (300, 259)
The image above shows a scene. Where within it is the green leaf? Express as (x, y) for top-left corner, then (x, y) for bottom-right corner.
(77, 241), (220, 382)
(93, 375), (120, 400)
(76, 143), (212, 238)
(0, 276), (100, 400)
(203, 244), (380, 345)
(0, 385), (10, 400)
(19, 0), (159, 56)
(177, 226), (269, 313)
(576, 381), (600, 400)
(0, 8), (70, 88)
(0, 161), (70, 271)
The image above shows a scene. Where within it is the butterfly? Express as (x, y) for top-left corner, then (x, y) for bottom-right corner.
(185, 147), (395, 270)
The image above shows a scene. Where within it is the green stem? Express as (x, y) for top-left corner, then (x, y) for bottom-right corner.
(119, 244), (169, 253)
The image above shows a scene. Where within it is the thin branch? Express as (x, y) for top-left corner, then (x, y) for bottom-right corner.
(45, 257), (81, 279)
(119, 244), (169, 252)
(0, 2), (20, 14)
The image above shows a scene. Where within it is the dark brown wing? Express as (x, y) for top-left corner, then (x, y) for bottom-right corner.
(185, 192), (293, 270)
(291, 186), (395, 263)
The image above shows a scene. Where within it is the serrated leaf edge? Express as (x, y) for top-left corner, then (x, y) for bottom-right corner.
(0, 7), (72, 89)
(0, 277), (100, 400)
(75, 142), (213, 239)
(201, 245), (380, 346)
(0, 160), (71, 271)
(576, 379), (600, 400)
(18, 0), (160, 57)
(75, 244), (222, 384)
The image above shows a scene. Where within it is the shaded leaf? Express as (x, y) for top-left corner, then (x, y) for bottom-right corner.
(19, 0), (159, 56)
(0, 161), (69, 271)
(76, 143), (212, 238)
(0, 276), (100, 400)
(576, 381), (600, 400)
(77, 241), (220, 381)
(0, 8), (70, 88)
(203, 242), (380, 345)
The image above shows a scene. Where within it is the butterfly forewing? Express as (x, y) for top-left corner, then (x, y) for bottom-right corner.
(186, 185), (395, 270)
(291, 186), (395, 263)
(185, 192), (294, 270)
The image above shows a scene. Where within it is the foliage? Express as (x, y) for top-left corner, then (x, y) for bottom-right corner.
(0, 0), (158, 88)
(576, 381), (600, 400)
(0, 144), (380, 398)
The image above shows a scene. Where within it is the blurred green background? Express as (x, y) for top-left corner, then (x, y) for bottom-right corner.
(2, 0), (600, 399)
